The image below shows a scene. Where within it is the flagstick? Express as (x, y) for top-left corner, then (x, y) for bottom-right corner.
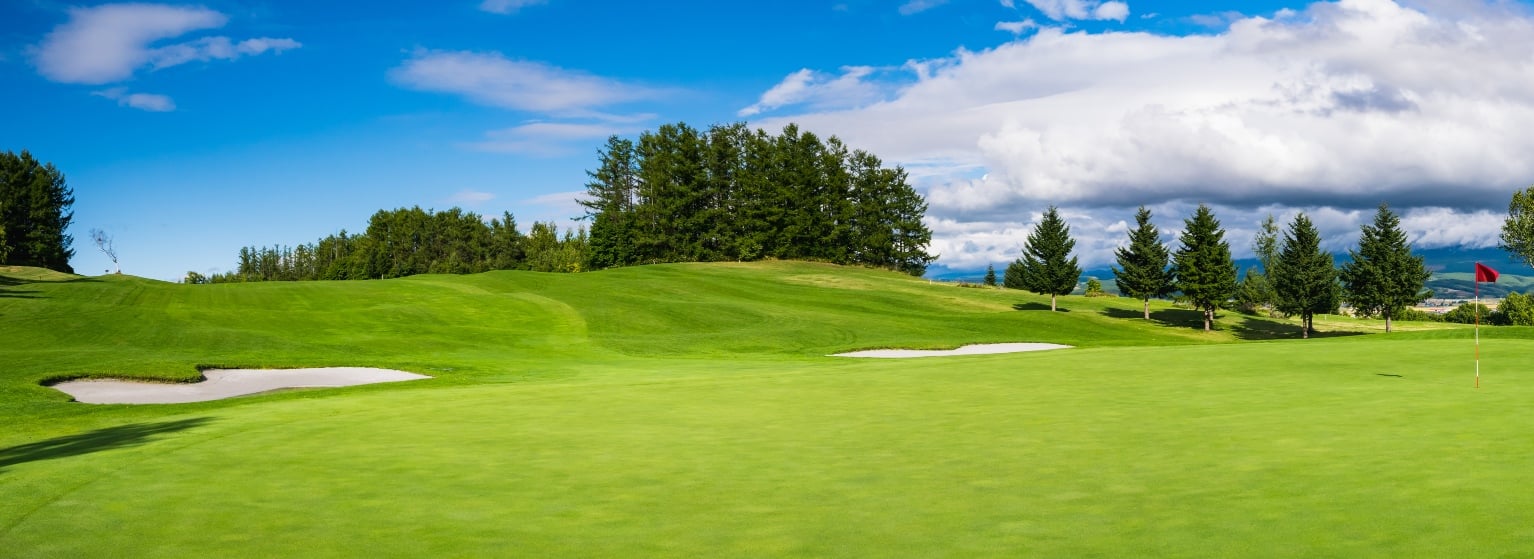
(1475, 267), (1481, 389)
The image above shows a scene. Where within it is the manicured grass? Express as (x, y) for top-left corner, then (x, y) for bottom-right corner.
(2, 262), (1528, 557)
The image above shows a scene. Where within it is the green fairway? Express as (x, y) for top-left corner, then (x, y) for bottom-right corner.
(3, 262), (1531, 557)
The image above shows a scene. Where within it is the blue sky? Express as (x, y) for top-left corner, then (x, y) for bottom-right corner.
(4, 0), (1533, 280)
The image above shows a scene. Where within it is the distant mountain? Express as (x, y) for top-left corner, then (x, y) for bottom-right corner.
(926, 246), (1534, 298)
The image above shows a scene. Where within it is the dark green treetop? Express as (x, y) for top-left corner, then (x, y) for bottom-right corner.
(1008, 206), (1081, 311)
(1173, 204), (1237, 331)
(1112, 206), (1174, 319)
(1272, 213), (1339, 339)
(1339, 203), (1430, 333)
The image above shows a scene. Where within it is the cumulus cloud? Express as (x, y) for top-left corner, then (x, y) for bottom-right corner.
(747, 0), (1534, 270)
(32, 3), (300, 85)
(1022, 0), (1130, 22)
(480, 0), (548, 14)
(465, 121), (637, 156)
(391, 50), (653, 115)
(738, 66), (883, 117)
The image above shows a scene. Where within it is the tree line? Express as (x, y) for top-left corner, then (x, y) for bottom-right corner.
(581, 122), (935, 275)
(0, 150), (74, 273)
(203, 207), (587, 283)
(1008, 203), (1439, 336)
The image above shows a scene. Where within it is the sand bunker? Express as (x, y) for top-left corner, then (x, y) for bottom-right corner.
(832, 342), (1071, 358)
(52, 367), (430, 404)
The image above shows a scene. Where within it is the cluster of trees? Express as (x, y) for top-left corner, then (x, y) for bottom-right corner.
(0, 151), (74, 273)
(581, 122), (935, 275)
(1007, 203), (1434, 337)
(207, 207), (586, 283)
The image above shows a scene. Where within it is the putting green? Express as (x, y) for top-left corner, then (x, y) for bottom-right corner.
(3, 262), (1531, 557)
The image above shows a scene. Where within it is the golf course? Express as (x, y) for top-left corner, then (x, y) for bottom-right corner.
(3, 261), (1533, 557)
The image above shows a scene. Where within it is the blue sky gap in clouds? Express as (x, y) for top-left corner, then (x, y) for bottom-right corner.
(1, 0), (1531, 280)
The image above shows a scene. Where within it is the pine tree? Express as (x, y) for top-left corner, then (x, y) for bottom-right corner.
(0, 150), (75, 273)
(1249, 214), (1280, 311)
(1272, 213), (1339, 339)
(983, 264), (997, 287)
(582, 136), (638, 269)
(1112, 206), (1173, 319)
(1339, 203), (1430, 333)
(1014, 206), (1082, 311)
(1173, 204), (1238, 331)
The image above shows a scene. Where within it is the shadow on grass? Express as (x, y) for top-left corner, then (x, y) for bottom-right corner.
(1013, 302), (1070, 312)
(1228, 316), (1367, 341)
(0, 417), (214, 473)
(1101, 306), (1207, 329)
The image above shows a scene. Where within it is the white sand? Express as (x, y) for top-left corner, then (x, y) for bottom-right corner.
(52, 367), (430, 404)
(831, 342), (1071, 358)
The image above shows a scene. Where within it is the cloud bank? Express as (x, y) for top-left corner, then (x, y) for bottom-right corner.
(746, 0), (1534, 271)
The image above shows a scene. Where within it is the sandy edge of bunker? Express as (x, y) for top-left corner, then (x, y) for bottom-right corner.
(51, 367), (431, 404)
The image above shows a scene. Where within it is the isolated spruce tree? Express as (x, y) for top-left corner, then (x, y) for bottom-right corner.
(1339, 203), (1430, 333)
(1272, 213), (1339, 339)
(1173, 204), (1238, 331)
(1013, 206), (1081, 311)
(983, 264), (997, 286)
(1112, 206), (1174, 319)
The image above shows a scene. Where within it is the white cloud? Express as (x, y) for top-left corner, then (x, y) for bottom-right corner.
(748, 0), (1534, 271)
(465, 121), (635, 156)
(390, 50), (652, 115)
(480, 0), (548, 14)
(446, 189), (497, 206)
(996, 19), (1040, 34)
(1023, 0), (1131, 21)
(900, 0), (950, 15)
(738, 66), (882, 116)
(32, 3), (300, 85)
(92, 87), (175, 112)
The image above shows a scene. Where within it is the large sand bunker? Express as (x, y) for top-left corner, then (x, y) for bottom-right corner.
(832, 342), (1071, 358)
(52, 367), (430, 404)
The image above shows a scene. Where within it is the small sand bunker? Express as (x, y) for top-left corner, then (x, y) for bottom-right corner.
(832, 342), (1072, 358)
(52, 367), (430, 404)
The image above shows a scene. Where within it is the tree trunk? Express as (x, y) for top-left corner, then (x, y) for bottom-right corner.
(1302, 313), (1310, 339)
(1051, 294), (1057, 312)
(1204, 308), (1212, 331)
(1384, 313), (1392, 333)
(1143, 299), (1150, 320)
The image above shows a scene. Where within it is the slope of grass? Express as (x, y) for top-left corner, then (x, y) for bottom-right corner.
(2, 262), (1527, 557)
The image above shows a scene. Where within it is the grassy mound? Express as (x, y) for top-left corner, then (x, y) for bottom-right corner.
(3, 262), (1529, 557)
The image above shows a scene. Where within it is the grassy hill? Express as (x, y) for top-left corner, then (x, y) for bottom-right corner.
(4, 262), (1533, 557)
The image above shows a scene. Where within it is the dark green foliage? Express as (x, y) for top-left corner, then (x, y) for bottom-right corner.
(214, 207), (575, 282)
(1084, 278), (1108, 297)
(1395, 307), (1445, 322)
(1501, 185), (1534, 267)
(1013, 206), (1081, 311)
(582, 121), (935, 275)
(1234, 267), (1273, 315)
(1339, 203), (1431, 333)
(983, 265), (996, 287)
(1112, 206), (1174, 319)
(1495, 292), (1534, 326)
(0, 150), (74, 273)
(1444, 302), (1492, 324)
(1173, 205), (1238, 331)
(1272, 213), (1339, 338)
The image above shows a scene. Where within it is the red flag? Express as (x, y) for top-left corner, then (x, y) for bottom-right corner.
(1476, 262), (1500, 283)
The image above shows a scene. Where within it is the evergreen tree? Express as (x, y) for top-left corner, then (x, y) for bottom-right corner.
(1112, 206), (1174, 319)
(1247, 214), (1280, 311)
(983, 264), (996, 287)
(1173, 204), (1238, 331)
(0, 150), (75, 273)
(1014, 206), (1082, 311)
(1339, 203), (1430, 333)
(1084, 277), (1107, 297)
(1272, 213), (1339, 339)
(582, 136), (638, 269)
(1234, 266), (1272, 315)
